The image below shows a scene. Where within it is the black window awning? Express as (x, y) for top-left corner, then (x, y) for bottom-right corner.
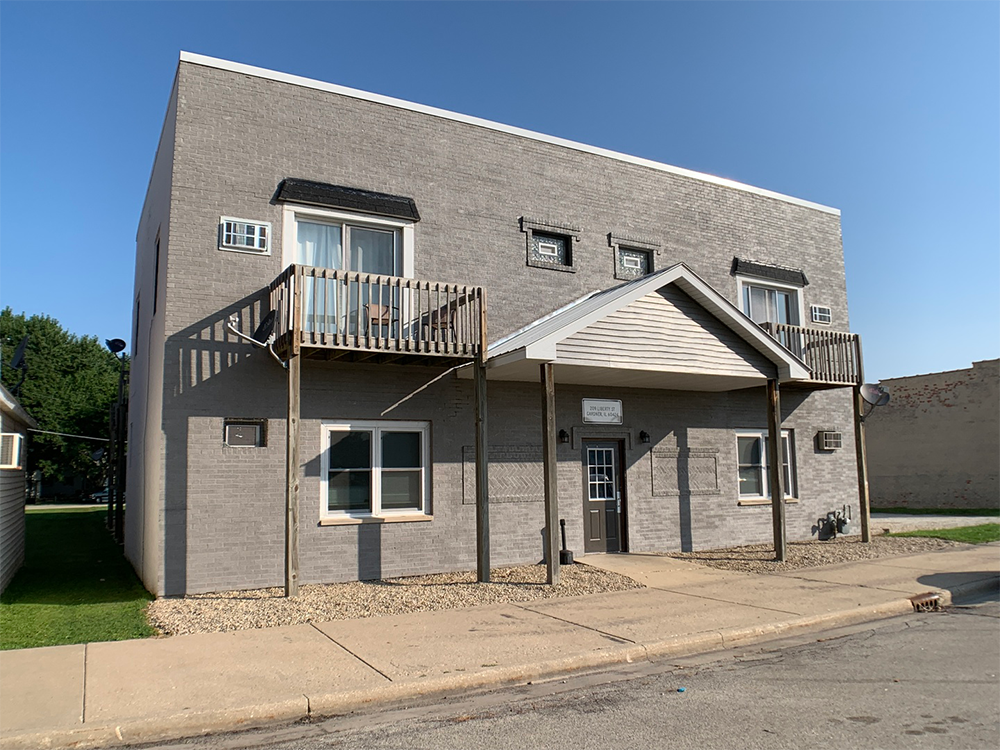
(276, 178), (420, 221)
(732, 258), (808, 287)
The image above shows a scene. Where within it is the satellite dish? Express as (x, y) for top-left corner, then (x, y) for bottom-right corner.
(105, 338), (127, 354)
(9, 335), (28, 370)
(251, 310), (276, 344)
(859, 383), (889, 407)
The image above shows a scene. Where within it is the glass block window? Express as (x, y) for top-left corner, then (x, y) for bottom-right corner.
(616, 247), (651, 279)
(532, 232), (570, 266)
(323, 421), (429, 517)
(220, 217), (271, 254)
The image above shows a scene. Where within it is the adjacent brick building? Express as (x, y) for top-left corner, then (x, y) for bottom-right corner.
(866, 359), (999, 510)
(127, 53), (865, 596)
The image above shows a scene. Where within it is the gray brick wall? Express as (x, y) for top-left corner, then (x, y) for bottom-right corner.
(136, 59), (858, 595)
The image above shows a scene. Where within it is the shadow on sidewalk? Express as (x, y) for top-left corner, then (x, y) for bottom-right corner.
(918, 571), (1000, 596)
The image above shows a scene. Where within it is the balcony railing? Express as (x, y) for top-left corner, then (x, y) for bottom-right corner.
(762, 322), (862, 386)
(269, 265), (486, 364)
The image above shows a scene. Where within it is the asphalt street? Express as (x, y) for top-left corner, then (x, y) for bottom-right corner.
(141, 597), (1000, 750)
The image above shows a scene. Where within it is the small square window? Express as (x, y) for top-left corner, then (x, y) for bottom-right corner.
(224, 419), (267, 447)
(616, 247), (651, 279)
(810, 305), (833, 325)
(521, 218), (579, 273)
(532, 232), (570, 266)
(219, 217), (271, 255)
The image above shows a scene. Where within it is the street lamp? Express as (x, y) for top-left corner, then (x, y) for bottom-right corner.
(105, 338), (128, 543)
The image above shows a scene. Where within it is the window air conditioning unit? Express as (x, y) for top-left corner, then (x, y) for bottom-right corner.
(818, 431), (843, 451)
(810, 305), (833, 325)
(0, 433), (25, 470)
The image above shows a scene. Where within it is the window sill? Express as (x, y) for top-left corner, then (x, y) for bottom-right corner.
(527, 257), (577, 273)
(319, 514), (433, 526)
(737, 497), (800, 507)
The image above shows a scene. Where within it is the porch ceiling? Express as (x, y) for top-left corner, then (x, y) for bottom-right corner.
(475, 358), (767, 391)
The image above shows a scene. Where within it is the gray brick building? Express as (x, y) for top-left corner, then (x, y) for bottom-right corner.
(127, 53), (865, 596)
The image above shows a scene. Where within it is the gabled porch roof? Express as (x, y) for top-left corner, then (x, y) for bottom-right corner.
(481, 264), (811, 391)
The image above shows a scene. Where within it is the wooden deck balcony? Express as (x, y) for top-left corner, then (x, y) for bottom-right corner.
(269, 265), (487, 366)
(761, 323), (862, 386)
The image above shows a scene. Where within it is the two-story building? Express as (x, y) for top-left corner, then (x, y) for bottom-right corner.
(127, 52), (865, 597)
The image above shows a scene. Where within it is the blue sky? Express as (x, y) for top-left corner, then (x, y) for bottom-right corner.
(1, 1), (997, 381)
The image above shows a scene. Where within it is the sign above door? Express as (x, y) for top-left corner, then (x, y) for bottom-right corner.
(582, 398), (623, 424)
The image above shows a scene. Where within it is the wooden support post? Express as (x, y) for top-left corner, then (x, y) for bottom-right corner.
(285, 352), (300, 597)
(540, 362), (559, 585)
(766, 379), (786, 562)
(854, 386), (872, 542)
(475, 289), (490, 583)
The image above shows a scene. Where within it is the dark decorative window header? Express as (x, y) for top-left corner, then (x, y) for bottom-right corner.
(276, 179), (420, 221)
(732, 258), (808, 287)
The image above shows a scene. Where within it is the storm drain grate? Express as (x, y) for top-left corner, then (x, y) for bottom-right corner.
(909, 592), (942, 612)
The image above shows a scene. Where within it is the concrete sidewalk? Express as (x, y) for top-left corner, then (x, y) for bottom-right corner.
(2, 545), (998, 750)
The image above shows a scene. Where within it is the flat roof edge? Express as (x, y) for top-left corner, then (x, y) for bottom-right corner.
(178, 52), (841, 217)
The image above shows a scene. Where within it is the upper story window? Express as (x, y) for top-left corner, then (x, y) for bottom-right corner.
(732, 258), (807, 328)
(533, 232), (570, 265)
(219, 217), (271, 255)
(740, 280), (802, 327)
(609, 233), (659, 281)
(521, 217), (579, 273)
(282, 204), (415, 278)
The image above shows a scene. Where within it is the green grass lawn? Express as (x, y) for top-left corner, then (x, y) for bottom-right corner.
(0, 507), (157, 650)
(873, 507), (1000, 517)
(887, 523), (1000, 545)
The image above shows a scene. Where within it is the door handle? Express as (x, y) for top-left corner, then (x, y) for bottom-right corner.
(616, 496), (622, 515)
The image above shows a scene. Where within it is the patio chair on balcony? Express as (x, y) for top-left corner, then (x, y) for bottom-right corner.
(420, 304), (456, 343)
(363, 303), (399, 338)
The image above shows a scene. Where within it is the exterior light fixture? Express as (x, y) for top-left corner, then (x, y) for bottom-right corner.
(558, 429), (570, 444)
(639, 430), (651, 444)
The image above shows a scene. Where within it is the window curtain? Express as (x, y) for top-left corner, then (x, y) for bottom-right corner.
(296, 222), (342, 333)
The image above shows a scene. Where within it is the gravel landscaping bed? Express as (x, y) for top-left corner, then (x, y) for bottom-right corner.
(668, 535), (971, 575)
(148, 563), (641, 637)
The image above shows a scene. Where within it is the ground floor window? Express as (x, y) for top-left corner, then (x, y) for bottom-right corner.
(736, 429), (796, 499)
(322, 420), (430, 518)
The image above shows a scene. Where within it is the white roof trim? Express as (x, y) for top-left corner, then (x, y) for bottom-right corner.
(178, 52), (839, 216)
(489, 264), (812, 383)
(0, 383), (37, 429)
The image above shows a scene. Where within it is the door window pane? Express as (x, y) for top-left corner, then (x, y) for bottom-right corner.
(742, 283), (800, 326)
(349, 227), (396, 275)
(296, 221), (342, 268)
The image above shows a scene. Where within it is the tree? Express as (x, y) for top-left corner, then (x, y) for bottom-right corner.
(0, 308), (124, 494)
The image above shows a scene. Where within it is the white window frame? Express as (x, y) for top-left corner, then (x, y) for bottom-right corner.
(219, 217), (271, 255)
(736, 276), (805, 328)
(320, 420), (430, 520)
(281, 204), (415, 278)
(810, 304), (833, 325)
(735, 429), (797, 500)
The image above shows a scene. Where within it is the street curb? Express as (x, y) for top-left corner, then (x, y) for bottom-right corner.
(3, 574), (998, 750)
